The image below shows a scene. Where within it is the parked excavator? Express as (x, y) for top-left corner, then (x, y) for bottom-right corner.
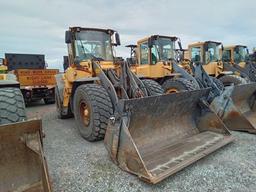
(55, 27), (233, 183)
(0, 58), (52, 191)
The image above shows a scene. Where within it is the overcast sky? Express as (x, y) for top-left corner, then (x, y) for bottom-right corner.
(0, 0), (255, 71)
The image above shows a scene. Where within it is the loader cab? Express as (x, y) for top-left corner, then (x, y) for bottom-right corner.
(138, 35), (178, 65)
(188, 41), (223, 77)
(223, 45), (249, 67)
(65, 27), (120, 69)
(131, 35), (179, 78)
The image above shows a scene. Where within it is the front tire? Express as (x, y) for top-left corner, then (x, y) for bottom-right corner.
(219, 75), (247, 86)
(73, 84), (113, 141)
(162, 78), (198, 93)
(141, 79), (164, 96)
(0, 88), (27, 125)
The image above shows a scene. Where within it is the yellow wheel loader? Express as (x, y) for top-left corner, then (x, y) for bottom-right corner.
(186, 41), (249, 86)
(0, 68), (52, 191)
(55, 27), (233, 183)
(183, 42), (256, 133)
(127, 37), (256, 134)
(126, 35), (199, 93)
(221, 45), (256, 82)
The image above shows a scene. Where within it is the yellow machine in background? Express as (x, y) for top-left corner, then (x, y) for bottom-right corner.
(222, 45), (249, 67)
(186, 41), (248, 85)
(220, 45), (256, 82)
(55, 27), (233, 183)
(126, 35), (198, 93)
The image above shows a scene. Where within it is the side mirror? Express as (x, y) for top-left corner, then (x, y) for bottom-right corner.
(221, 45), (224, 51)
(65, 31), (72, 44)
(115, 33), (121, 46)
(148, 37), (153, 48)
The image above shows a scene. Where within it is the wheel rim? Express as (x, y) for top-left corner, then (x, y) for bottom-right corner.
(166, 88), (179, 94)
(79, 101), (90, 126)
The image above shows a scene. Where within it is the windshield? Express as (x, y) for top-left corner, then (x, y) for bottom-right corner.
(205, 42), (221, 63)
(74, 31), (113, 61)
(234, 46), (249, 63)
(151, 37), (176, 64)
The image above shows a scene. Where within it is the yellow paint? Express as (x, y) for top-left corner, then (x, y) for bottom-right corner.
(131, 37), (176, 78)
(187, 41), (224, 77)
(62, 60), (116, 107)
(0, 74), (6, 80)
(222, 45), (247, 69)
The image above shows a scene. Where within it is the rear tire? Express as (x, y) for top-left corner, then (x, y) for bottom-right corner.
(162, 78), (198, 93)
(142, 79), (164, 96)
(0, 88), (27, 125)
(73, 84), (113, 141)
(219, 75), (247, 86)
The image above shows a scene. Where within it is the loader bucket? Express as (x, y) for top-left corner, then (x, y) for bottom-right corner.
(0, 119), (52, 192)
(104, 89), (233, 184)
(210, 85), (255, 133)
(228, 83), (256, 133)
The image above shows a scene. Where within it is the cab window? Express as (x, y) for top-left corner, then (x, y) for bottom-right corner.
(151, 44), (160, 64)
(191, 47), (201, 62)
(140, 42), (149, 64)
(222, 50), (231, 62)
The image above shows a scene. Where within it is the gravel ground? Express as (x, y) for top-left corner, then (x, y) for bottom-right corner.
(27, 102), (256, 192)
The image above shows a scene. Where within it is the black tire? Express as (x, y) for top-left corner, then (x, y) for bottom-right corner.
(219, 75), (247, 86)
(0, 88), (27, 125)
(44, 98), (55, 104)
(55, 86), (73, 119)
(73, 84), (113, 141)
(162, 78), (198, 93)
(142, 79), (164, 96)
(210, 77), (224, 91)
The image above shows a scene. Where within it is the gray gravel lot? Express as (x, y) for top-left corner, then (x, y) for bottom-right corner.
(27, 102), (256, 192)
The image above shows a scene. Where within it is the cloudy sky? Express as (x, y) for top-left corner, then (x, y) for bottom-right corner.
(0, 0), (255, 71)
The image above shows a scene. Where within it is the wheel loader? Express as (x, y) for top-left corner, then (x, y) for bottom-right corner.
(4, 53), (59, 105)
(0, 64), (52, 191)
(126, 35), (199, 93)
(126, 37), (256, 134)
(186, 41), (249, 86)
(55, 27), (233, 183)
(183, 41), (256, 133)
(221, 45), (256, 82)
